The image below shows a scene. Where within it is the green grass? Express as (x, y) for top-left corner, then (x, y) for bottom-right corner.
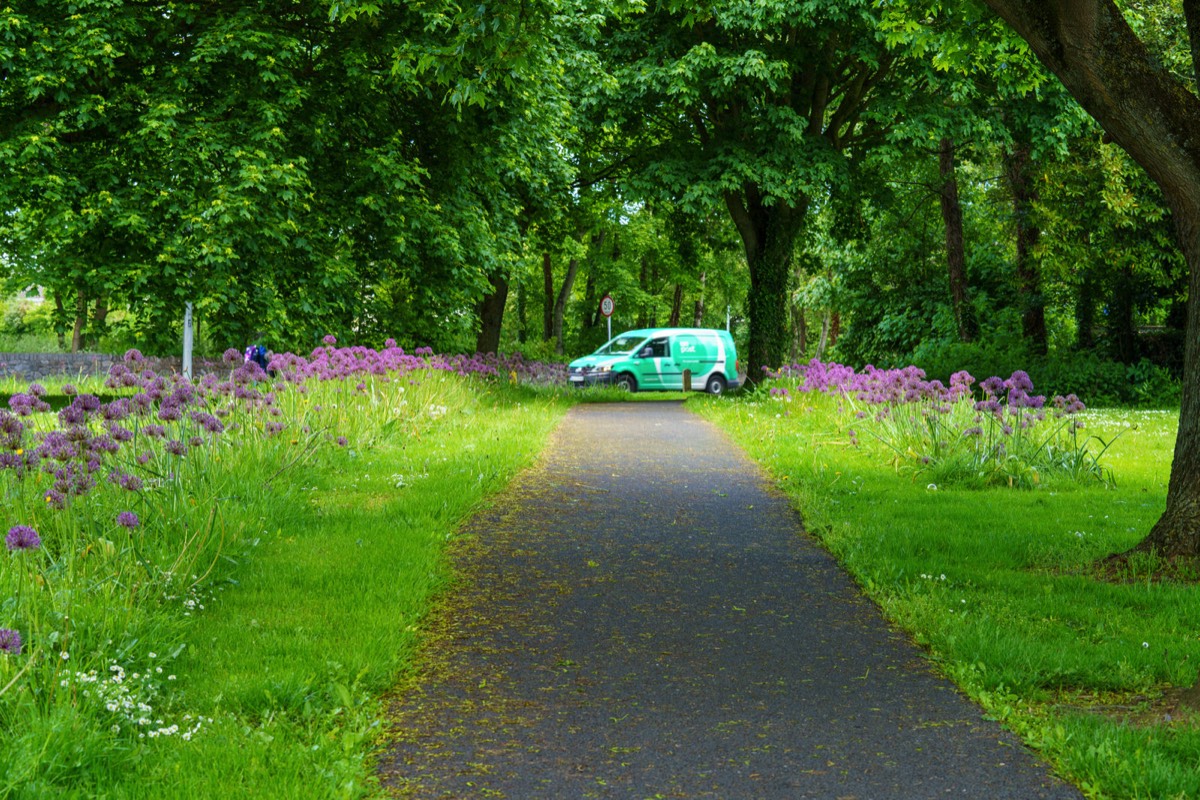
(0, 370), (569, 799)
(694, 392), (1197, 800)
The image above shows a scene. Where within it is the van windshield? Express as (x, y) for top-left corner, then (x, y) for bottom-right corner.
(594, 335), (646, 355)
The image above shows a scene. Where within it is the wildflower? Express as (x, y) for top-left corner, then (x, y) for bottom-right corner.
(6, 524), (41, 551)
(116, 511), (140, 529)
(164, 440), (187, 457)
(62, 383), (78, 396)
(323, 334), (337, 346)
(0, 628), (21, 655)
(222, 348), (242, 364)
(336, 436), (348, 447)
(123, 349), (145, 364)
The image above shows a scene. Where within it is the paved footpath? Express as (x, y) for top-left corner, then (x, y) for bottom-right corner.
(378, 403), (1082, 799)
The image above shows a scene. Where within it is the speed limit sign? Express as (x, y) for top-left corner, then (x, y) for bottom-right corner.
(600, 294), (614, 318)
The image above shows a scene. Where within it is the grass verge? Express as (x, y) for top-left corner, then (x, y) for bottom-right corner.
(1, 362), (568, 799)
(694, 391), (1198, 800)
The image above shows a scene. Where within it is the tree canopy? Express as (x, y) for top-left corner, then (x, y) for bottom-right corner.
(2, 0), (1198, 551)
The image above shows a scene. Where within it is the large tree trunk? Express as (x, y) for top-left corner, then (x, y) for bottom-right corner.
(724, 187), (809, 383)
(552, 257), (581, 355)
(693, 271), (706, 327)
(980, 0), (1200, 555)
(475, 271), (509, 354)
(938, 137), (976, 342)
(1004, 137), (1048, 355)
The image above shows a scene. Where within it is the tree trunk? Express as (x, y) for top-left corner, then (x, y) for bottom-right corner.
(1075, 269), (1097, 350)
(552, 257), (581, 355)
(815, 311), (831, 361)
(542, 251), (554, 342)
(1004, 138), (1049, 354)
(790, 305), (807, 363)
(475, 271), (509, 354)
(668, 283), (683, 327)
(71, 292), (87, 353)
(583, 267), (597, 329)
(53, 293), (66, 351)
(517, 280), (527, 344)
(938, 137), (976, 342)
(980, 0), (1200, 555)
(724, 188), (809, 383)
(693, 271), (706, 327)
(1110, 263), (1138, 364)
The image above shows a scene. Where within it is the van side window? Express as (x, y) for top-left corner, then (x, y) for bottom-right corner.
(647, 338), (669, 358)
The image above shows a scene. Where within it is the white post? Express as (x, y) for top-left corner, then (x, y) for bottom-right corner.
(726, 305), (731, 331)
(182, 302), (194, 380)
(607, 316), (611, 342)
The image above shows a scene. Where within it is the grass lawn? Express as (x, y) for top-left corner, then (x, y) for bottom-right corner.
(695, 391), (1198, 800)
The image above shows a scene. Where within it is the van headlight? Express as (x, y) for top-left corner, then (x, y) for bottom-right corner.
(596, 365), (611, 372)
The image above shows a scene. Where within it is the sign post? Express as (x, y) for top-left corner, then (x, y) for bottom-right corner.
(600, 293), (615, 341)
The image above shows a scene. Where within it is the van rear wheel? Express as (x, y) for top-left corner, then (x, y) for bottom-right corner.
(705, 374), (727, 395)
(615, 373), (638, 392)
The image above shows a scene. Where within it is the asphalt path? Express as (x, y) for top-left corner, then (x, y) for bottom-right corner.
(378, 402), (1083, 799)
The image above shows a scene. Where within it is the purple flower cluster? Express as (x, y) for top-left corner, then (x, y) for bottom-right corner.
(769, 359), (1086, 421)
(0, 628), (21, 656)
(5, 524), (40, 551)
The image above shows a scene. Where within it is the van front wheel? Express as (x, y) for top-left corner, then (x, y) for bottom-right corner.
(705, 374), (727, 395)
(615, 373), (638, 392)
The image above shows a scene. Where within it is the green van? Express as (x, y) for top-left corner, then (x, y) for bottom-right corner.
(568, 327), (743, 395)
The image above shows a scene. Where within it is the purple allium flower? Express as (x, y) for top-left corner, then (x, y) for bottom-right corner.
(323, 334), (337, 346)
(0, 628), (21, 655)
(123, 348), (145, 364)
(144, 425), (166, 439)
(384, 338), (397, 348)
(44, 489), (66, 509)
(116, 511), (140, 529)
(120, 474), (144, 492)
(27, 383), (46, 398)
(136, 451), (152, 465)
(164, 440), (187, 456)
(222, 348), (242, 364)
(188, 436), (204, 448)
(336, 436), (348, 447)
(5, 525), (41, 551)
(62, 383), (78, 396)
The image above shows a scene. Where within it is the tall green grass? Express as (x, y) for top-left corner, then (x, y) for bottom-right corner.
(0, 368), (567, 798)
(696, 391), (1196, 799)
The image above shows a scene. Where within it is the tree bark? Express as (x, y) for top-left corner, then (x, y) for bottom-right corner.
(668, 283), (683, 327)
(980, 0), (1200, 555)
(693, 271), (706, 327)
(552, 257), (581, 355)
(790, 305), (807, 363)
(475, 271), (509, 354)
(815, 311), (831, 361)
(542, 251), (554, 342)
(938, 137), (976, 342)
(724, 187), (809, 383)
(1004, 138), (1048, 354)
(517, 280), (527, 344)
(71, 292), (87, 353)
